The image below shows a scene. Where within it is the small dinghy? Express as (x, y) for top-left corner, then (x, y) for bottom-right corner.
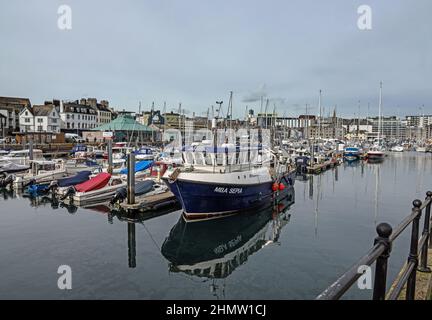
(0, 162), (30, 174)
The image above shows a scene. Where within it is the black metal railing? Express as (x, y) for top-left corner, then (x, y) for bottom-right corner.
(316, 191), (432, 300)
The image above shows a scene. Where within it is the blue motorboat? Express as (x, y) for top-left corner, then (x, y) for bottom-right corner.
(343, 147), (360, 162)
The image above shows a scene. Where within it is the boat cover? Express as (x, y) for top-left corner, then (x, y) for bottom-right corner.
(27, 184), (49, 194)
(120, 160), (153, 175)
(114, 180), (155, 199)
(75, 172), (111, 193)
(0, 162), (30, 173)
(58, 171), (92, 187)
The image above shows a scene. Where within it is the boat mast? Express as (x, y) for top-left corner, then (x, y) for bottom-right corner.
(318, 90), (322, 140)
(378, 82), (382, 145)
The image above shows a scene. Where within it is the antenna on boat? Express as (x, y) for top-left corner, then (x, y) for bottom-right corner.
(264, 99), (269, 129)
(228, 91), (233, 131)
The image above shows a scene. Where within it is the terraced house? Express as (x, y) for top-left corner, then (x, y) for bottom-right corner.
(59, 99), (98, 133)
(19, 103), (61, 133)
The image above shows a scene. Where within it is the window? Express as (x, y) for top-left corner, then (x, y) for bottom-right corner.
(67, 114), (70, 119)
(25, 118), (30, 123)
(25, 111), (28, 116)
(38, 126), (43, 132)
(72, 123), (74, 129)
(78, 115), (80, 120)
(52, 112), (55, 116)
(37, 118), (43, 123)
(67, 122), (70, 129)
(52, 118), (57, 123)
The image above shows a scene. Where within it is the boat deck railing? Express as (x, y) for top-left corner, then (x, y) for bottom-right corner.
(316, 191), (432, 300)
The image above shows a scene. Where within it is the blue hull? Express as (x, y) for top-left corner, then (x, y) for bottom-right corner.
(163, 172), (295, 218)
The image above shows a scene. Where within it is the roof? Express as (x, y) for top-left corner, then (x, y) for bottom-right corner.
(0, 96), (31, 108)
(91, 115), (153, 132)
(32, 105), (55, 117)
(63, 102), (97, 114)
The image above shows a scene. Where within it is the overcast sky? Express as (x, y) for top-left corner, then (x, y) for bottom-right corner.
(0, 0), (431, 118)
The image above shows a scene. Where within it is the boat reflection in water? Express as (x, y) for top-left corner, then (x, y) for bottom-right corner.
(161, 185), (295, 281)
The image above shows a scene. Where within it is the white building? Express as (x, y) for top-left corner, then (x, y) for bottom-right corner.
(19, 104), (61, 133)
(59, 100), (98, 132)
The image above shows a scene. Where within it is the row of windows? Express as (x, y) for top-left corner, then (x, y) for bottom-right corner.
(69, 107), (96, 114)
(66, 122), (97, 129)
(23, 118), (57, 123)
(66, 114), (97, 121)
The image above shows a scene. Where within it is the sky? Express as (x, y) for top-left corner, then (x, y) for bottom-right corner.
(0, 0), (431, 118)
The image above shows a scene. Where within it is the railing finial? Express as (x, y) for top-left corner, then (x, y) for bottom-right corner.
(426, 191), (432, 198)
(376, 223), (392, 238)
(413, 199), (422, 208)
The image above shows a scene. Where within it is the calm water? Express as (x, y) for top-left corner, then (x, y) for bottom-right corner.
(0, 152), (431, 299)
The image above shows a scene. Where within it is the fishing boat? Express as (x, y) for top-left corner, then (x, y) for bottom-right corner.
(343, 147), (360, 162)
(58, 172), (125, 205)
(162, 143), (295, 220)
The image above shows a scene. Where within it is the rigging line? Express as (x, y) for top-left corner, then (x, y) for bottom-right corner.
(140, 221), (161, 251)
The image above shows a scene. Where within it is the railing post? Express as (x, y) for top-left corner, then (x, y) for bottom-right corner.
(373, 223), (393, 300)
(406, 199), (422, 300)
(419, 192), (431, 273)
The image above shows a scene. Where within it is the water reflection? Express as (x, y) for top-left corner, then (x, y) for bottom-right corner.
(161, 186), (295, 288)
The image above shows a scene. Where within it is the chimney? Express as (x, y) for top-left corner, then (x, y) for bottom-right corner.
(87, 98), (97, 107)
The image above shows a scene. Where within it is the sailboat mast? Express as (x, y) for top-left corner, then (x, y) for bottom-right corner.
(318, 90), (322, 140)
(378, 82), (382, 144)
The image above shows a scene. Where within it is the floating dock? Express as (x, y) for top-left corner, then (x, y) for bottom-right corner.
(307, 159), (340, 175)
(115, 190), (177, 212)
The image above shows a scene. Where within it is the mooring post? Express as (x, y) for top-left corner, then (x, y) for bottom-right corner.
(419, 192), (431, 272)
(29, 140), (34, 161)
(406, 199), (422, 300)
(373, 223), (392, 300)
(29, 140), (34, 174)
(127, 152), (135, 205)
(107, 139), (113, 174)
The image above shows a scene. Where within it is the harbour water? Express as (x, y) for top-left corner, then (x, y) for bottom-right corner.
(0, 152), (431, 299)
